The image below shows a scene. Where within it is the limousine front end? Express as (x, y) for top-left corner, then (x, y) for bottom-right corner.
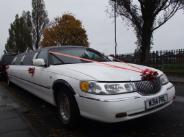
(75, 75), (175, 123)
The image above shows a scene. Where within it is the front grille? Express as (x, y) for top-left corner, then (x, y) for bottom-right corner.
(135, 78), (161, 96)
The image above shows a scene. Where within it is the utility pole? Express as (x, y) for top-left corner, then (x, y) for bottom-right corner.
(114, 0), (117, 57)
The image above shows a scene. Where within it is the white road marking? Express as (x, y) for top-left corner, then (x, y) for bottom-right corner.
(175, 96), (184, 103)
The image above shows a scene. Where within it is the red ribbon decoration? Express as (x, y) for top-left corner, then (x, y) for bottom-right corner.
(28, 67), (35, 77)
(49, 51), (158, 80)
(141, 69), (158, 81)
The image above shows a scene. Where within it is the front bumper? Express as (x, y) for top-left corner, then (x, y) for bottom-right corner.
(75, 82), (175, 123)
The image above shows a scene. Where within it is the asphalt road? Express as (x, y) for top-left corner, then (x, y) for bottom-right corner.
(0, 81), (184, 137)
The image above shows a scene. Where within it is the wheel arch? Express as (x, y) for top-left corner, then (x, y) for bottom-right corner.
(52, 79), (76, 105)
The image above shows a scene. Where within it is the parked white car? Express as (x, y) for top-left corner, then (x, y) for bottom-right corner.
(7, 46), (175, 127)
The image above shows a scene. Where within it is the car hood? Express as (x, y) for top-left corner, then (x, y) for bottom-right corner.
(63, 62), (162, 81)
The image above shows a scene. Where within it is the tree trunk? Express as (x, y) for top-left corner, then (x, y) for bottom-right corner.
(140, 35), (151, 64)
(140, 21), (153, 65)
(35, 36), (39, 49)
(35, 25), (40, 49)
(35, 7), (40, 50)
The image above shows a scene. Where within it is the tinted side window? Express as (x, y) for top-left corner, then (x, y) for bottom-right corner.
(37, 50), (48, 65)
(49, 55), (62, 65)
(12, 57), (17, 65)
(20, 55), (25, 65)
(1, 55), (16, 65)
(23, 52), (36, 65)
(14, 54), (24, 65)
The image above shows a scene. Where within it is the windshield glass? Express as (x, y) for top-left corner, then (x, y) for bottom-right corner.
(49, 47), (110, 64)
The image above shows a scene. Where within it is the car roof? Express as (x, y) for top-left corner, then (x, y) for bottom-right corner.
(2, 53), (17, 56)
(39, 45), (87, 51)
(13, 46), (88, 57)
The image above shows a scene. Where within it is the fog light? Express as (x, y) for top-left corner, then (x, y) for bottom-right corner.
(115, 112), (127, 118)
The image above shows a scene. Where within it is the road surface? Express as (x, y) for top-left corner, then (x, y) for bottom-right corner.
(0, 81), (184, 137)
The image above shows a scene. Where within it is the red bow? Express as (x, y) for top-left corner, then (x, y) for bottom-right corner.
(28, 67), (35, 76)
(141, 69), (158, 81)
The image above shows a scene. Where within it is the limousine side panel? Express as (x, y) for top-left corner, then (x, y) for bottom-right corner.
(8, 64), (94, 106)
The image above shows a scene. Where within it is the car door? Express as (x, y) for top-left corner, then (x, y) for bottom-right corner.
(9, 53), (27, 87)
(19, 51), (39, 93)
(29, 50), (55, 102)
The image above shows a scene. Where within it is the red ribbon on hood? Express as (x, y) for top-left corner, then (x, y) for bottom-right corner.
(49, 51), (158, 80)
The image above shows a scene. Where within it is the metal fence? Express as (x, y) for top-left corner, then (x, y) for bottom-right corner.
(115, 49), (184, 65)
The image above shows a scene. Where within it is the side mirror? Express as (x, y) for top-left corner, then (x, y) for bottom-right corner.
(107, 56), (114, 61)
(33, 58), (46, 67)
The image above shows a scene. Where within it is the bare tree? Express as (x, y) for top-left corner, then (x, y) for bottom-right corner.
(110, 0), (184, 64)
(32, 0), (49, 49)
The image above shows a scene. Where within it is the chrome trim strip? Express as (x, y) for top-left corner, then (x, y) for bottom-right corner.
(79, 95), (140, 102)
(167, 85), (174, 90)
(9, 74), (51, 89)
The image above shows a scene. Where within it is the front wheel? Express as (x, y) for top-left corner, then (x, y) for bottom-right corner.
(57, 91), (79, 128)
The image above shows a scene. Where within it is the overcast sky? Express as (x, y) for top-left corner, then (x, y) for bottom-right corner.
(0, 0), (184, 56)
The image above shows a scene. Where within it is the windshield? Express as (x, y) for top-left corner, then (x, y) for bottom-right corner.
(49, 47), (110, 64)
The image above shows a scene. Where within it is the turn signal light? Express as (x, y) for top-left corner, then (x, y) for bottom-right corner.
(80, 81), (89, 92)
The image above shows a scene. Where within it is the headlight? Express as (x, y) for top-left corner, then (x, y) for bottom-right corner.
(80, 81), (136, 95)
(80, 81), (102, 94)
(160, 74), (169, 85)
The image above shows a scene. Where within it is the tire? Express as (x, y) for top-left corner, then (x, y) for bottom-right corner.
(56, 90), (80, 128)
(7, 78), (12, 87)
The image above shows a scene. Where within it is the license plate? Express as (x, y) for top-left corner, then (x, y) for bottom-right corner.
(145, 94), (168, 109)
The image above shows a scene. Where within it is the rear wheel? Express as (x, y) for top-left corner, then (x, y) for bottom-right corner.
(56, 90), (79, 128)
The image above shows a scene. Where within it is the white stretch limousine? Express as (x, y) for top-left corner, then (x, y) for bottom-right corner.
(7, 46), (175, 127)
